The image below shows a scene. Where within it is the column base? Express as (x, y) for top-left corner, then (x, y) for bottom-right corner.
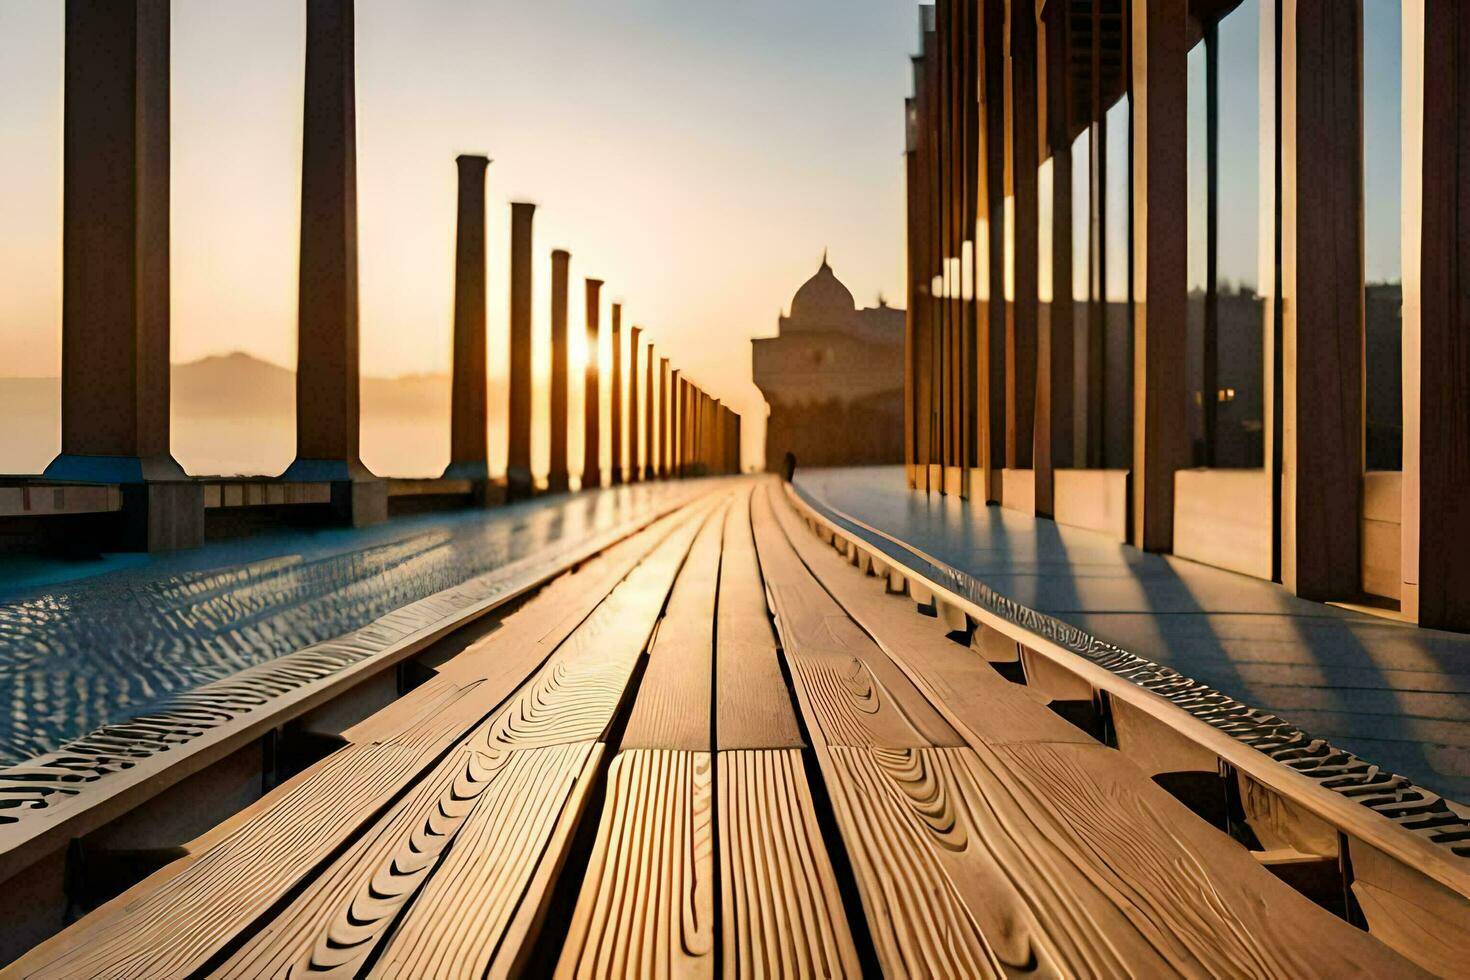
(281, 458), (385, 528)
(610, 467), (624, 486)
(506, 466), (534, 502)
(547, 473), (571, 494)
(581, 468), (602, 491)
(121, 481), (205, 552)
(44, 454), (204, 552)
(442, 461), (497, 508)
(330, 479), (387, 528)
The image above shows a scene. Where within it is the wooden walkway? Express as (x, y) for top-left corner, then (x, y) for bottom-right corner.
(4, 479), (1431, 977)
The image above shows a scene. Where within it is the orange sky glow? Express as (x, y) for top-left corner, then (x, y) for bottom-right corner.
(0, 1), (916, 475)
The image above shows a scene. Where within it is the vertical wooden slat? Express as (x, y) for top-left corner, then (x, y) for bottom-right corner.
(1130, 0), (1191, 551)
(1281, 0), (1363, 598)
(1416, 0), (1470, 629)
(1007, 0), (1040, 471)
(984, 0), (1009, 499)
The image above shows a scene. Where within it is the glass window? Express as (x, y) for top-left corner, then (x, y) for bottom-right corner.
(1103, 94), (1132, 467)
(1187, 35), (1208, 463)
(1215, 0), (1264, 469)
(1185, 0), (1267, 469)
(1364, 0), (1402, 471)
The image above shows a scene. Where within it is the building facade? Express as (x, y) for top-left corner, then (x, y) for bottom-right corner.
(906, 0), (1470, 633)
(753, 258), (905, 472)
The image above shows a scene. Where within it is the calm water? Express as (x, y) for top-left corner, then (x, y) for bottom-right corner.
(0, 482), (684, 768)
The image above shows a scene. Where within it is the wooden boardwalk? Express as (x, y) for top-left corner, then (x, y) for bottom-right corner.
(3, 479), (1436, 977)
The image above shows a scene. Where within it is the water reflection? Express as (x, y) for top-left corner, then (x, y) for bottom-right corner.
(0, 481), (683, 767)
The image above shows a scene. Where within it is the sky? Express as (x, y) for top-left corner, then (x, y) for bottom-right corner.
(0, 0), (920, 472)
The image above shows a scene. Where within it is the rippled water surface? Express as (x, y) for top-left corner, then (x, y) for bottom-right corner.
(0, 484), (685, 767)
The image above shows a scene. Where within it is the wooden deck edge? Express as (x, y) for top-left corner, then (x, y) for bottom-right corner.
(780, 480), (1470, 902)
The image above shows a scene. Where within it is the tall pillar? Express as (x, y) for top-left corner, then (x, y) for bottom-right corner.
(982, 0), (1008, 500)
(610, 303), (624, 485)
(47, 0), (202, 550)
(671, 370), (683, 477)
(446, 154), (490, 493)
(629, 326), (644, 482)
(734, 414), (743, 475)
(1006, 0), (1039, 472)
(282, 0), (382, 526)
(1280, 0), (1363, 599)
(1037, 4), (1074, 518)
(659, 358), (671, 478)
(645, 342), (656, 481)
(548, 249), (571, 493)
(1414, 0), (1470, 630)
(506, 201), (535, 500)
(582, 279), (603, 490)
(1130, 0), (1191, 551)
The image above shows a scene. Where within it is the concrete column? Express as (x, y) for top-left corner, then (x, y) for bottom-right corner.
(548, 248), (571, 493)
(610, 304), (624, 485)
(284, 0), (383, 527)
(582, 279), (604, 490)
(659, 357), (670, 478)
(47, 0), (202, 550)
(446, 154), (490, 493)
(628, 326), (644, 481)
(506, 202), (535, 500)
(645, 342), (656, 481)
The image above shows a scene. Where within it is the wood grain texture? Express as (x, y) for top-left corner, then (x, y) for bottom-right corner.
(213, 741), (598, 978)
(716, 487), (806, 750)
(557, 750), (714, 979)
(371, 742), (604, 979)
(970, 740), (1421, 977)
(622, 499), (728, 750)
(776, 484), (1423, 977)
(752, 487), (960, 749)
(717, 750), (859, 979)
(763, 485), (1086, 748)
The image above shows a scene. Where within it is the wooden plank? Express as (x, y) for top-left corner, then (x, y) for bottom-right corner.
(753, 489), (961, 750)
(963, 739), (1418, 977)
(1172, 467), (1273, 579)
(716, 487), (805, 750)
(372, 743), (604, 979)
(621, 499), (727, 751)
(716, 749), (859, 979)
(772, 485), (1422, 978)
(556, 749), (714, 979)
(213, 741), (599, 978)
(8, 497), (718, 979)
(763, 484), (1084, 747)
(1350, 839), (1470, 977)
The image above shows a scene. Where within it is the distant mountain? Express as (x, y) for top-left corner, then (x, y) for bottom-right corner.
(173, 352), (454, 418)
(0, 352), (508, 477)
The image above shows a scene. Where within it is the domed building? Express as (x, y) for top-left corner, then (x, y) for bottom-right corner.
(751, 255), (905, 472)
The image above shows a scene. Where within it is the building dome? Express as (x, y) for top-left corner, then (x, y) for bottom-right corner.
(789, 254), (856, 325)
